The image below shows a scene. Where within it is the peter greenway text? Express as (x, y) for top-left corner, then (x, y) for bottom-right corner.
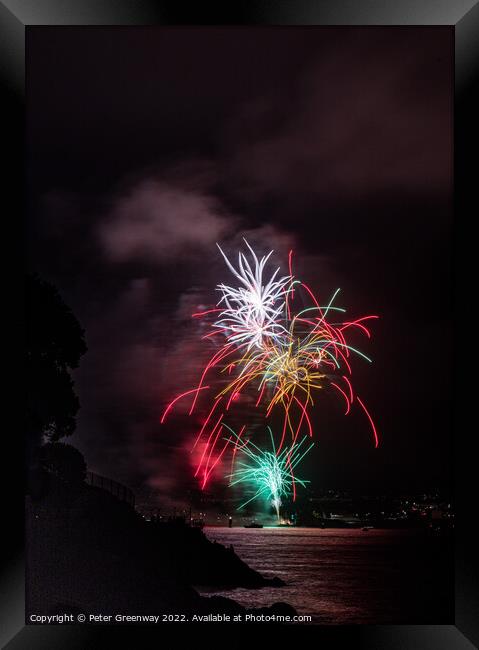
(29, 613), (312, 624)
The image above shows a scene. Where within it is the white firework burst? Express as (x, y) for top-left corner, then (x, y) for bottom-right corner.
(214, 240), (292, 350)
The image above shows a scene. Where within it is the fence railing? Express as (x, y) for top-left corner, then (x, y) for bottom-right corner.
(86, 471), (135, 508)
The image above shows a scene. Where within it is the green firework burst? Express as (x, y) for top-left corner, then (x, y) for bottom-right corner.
(225, 425), (314, 521)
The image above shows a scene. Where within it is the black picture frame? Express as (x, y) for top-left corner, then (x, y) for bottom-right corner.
(2, 1), (478, 648)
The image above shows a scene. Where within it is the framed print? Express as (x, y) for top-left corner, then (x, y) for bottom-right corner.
(1, 1), (478, 648)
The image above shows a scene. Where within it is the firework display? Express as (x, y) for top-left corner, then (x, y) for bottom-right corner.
(161, 240), (379, 517)
(226, 426), (314, 521)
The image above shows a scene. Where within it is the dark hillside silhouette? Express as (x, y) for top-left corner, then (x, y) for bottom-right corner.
(40, 442), (87, 485)
(26, 473), (291, 618)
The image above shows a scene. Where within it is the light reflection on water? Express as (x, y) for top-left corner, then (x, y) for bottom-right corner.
(199, 527), (452, 624)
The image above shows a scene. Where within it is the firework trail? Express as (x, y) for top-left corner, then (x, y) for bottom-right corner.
(215, 290), (379, 452)
(160, 240), (379, 488)
(226, 426), (314, 521)
(214, 239), (293, 351)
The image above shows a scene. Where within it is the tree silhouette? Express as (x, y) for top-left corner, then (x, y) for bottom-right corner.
(26, 274), (87, 446)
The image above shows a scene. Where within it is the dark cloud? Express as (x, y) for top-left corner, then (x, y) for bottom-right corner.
(98, 180), (234, 263)
(223, 30), (451, 203)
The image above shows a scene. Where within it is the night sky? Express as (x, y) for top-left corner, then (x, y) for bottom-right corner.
(27, 27), (453, 508)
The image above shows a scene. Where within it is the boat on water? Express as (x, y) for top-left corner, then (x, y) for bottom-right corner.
(244, 522), (263, 528)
